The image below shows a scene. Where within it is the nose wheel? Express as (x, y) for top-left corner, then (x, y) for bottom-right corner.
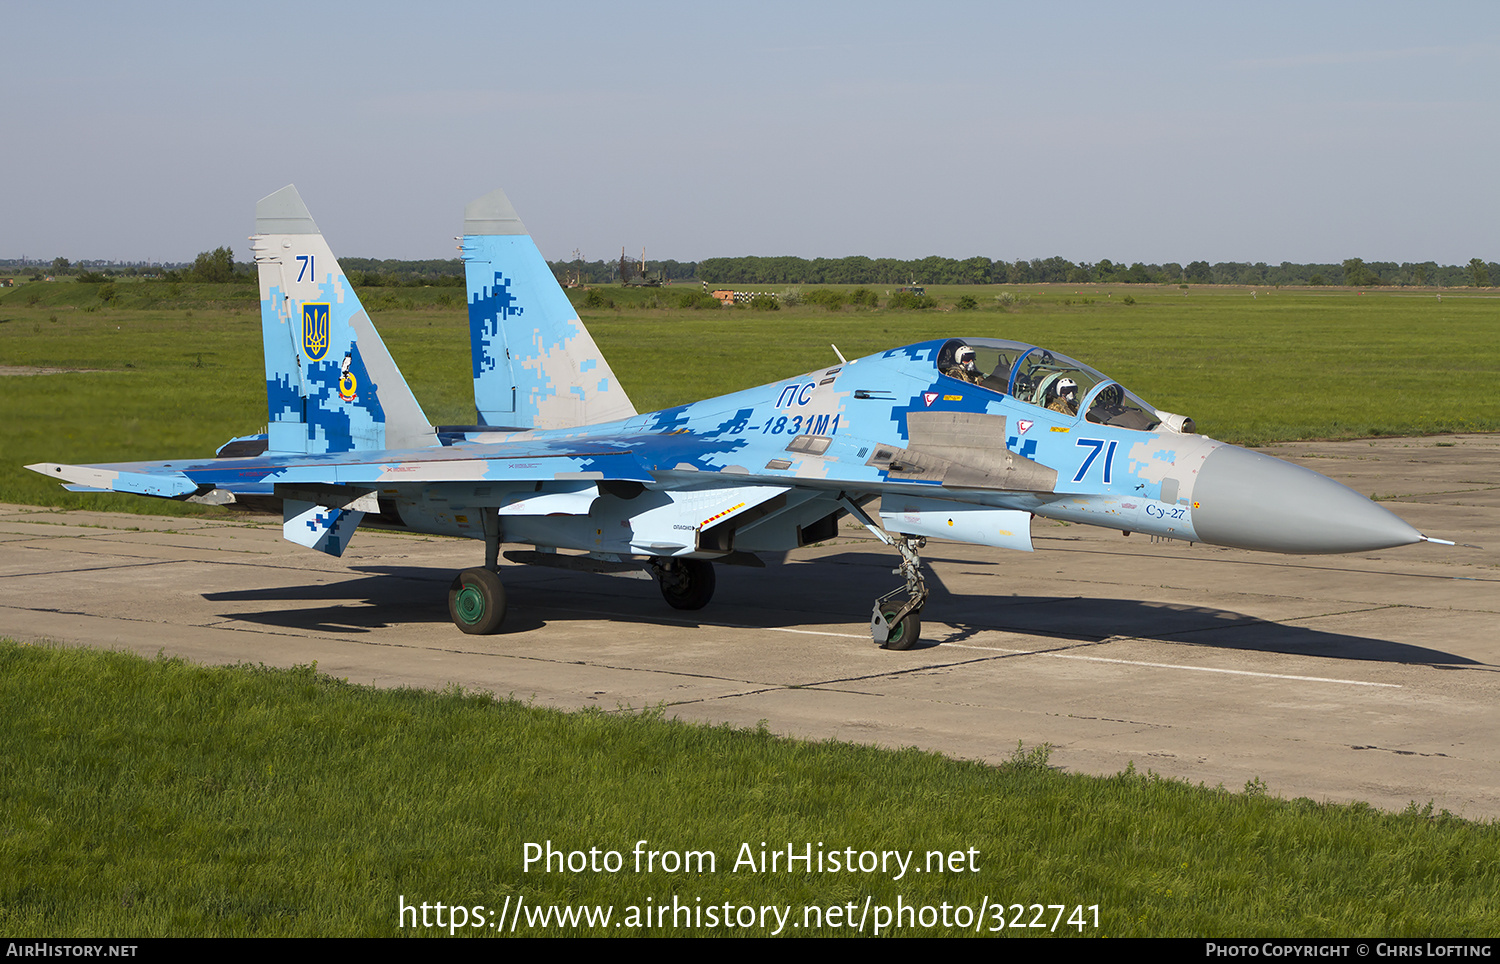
(874, 606), (921, 651)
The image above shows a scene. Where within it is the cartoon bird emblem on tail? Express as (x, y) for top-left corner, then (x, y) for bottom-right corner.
(338, 352), (358, 401)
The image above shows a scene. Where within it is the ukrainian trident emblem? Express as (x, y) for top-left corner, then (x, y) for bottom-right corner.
(302, 303), (330, 361)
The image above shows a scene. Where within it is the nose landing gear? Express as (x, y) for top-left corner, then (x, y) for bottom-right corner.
(839, 497), (929, 650)
(870, 534), (927, 650)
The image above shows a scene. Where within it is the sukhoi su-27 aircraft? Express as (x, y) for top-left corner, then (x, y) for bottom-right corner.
(29, 187), (1449, 649)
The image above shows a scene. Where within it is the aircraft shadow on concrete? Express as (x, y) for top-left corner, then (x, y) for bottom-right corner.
(202, 569), (456, 634)
(200, 549), (1477, 666)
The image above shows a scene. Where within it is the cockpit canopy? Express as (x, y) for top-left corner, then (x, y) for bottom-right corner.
(936, 337), (1175, 432)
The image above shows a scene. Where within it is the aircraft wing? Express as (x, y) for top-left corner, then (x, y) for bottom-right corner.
(29, 434), (657, 497)
(29, 433), (661, 556)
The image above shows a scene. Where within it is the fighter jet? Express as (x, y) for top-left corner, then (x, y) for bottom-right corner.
(28, 186), (1446, 649)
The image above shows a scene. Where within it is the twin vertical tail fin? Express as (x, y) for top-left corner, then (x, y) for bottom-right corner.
(251, 185), (437, 455)
(461, 189), (637, 430)
(252, 185), (436, 557)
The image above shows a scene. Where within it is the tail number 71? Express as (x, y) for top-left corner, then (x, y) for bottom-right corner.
(1072, 438), (1118, 484)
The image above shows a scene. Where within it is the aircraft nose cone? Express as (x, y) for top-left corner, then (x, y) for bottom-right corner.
(1192, 444), (1422, 554)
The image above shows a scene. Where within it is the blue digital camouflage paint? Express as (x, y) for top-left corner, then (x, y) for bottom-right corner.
(28, 185), (1436, 646)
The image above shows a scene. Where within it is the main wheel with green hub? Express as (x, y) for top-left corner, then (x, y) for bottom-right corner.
(449, 568), (507, 634)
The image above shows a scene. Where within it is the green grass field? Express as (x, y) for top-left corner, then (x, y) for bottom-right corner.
(3, 642), (1497, 937)
(2, 280), (1496, 511)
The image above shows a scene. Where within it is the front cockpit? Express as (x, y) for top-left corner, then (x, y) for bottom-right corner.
(935, 337), (1192, 433)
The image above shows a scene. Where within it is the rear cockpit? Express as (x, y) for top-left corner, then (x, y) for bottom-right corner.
(935, 337), (1190, 433)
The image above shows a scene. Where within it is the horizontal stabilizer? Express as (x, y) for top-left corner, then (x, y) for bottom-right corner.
(27, 462), (197, 499)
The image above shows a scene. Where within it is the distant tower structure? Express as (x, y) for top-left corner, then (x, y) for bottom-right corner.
(616, 246), (661, 286)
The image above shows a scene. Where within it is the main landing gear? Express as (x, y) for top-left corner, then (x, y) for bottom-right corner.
(449, 568), (507, 635)
(649, 558), (717, 611)
(836, 497), (929, 650)
(442, 509), (724, 634)
(449, 507), (507, 635)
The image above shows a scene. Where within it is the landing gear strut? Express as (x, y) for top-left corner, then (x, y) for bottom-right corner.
(840, 497), (929, 650)
(650, 558), (716, 610)
(870, 535), (928, 650)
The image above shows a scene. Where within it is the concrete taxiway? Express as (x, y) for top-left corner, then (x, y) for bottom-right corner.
(3, 434), (1496, 816)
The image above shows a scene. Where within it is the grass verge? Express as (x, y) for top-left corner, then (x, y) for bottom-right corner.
(2, 641), (1496, 937)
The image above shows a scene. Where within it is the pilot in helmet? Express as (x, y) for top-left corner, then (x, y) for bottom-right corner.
(945, 344), (983, 384)
(1047, 376), (1079, 416)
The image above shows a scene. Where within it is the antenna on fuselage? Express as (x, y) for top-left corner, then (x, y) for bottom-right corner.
(831, 344), (848, 364)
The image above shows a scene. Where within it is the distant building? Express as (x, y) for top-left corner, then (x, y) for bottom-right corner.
(710, 289), (773, 305)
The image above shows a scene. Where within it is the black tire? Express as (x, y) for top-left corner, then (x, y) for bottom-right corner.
(881, 609), (921, 651)
(449, 568), (507, 634)
(658, 559), (715, 611)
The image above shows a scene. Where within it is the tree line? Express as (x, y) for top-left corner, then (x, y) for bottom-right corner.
(23, 250), (1496, 290)
(34, 249), (253, 284)
(692, 255), (1498, 288)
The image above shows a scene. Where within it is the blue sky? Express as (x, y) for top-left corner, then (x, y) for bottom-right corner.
(4, 1), (1497, 265)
